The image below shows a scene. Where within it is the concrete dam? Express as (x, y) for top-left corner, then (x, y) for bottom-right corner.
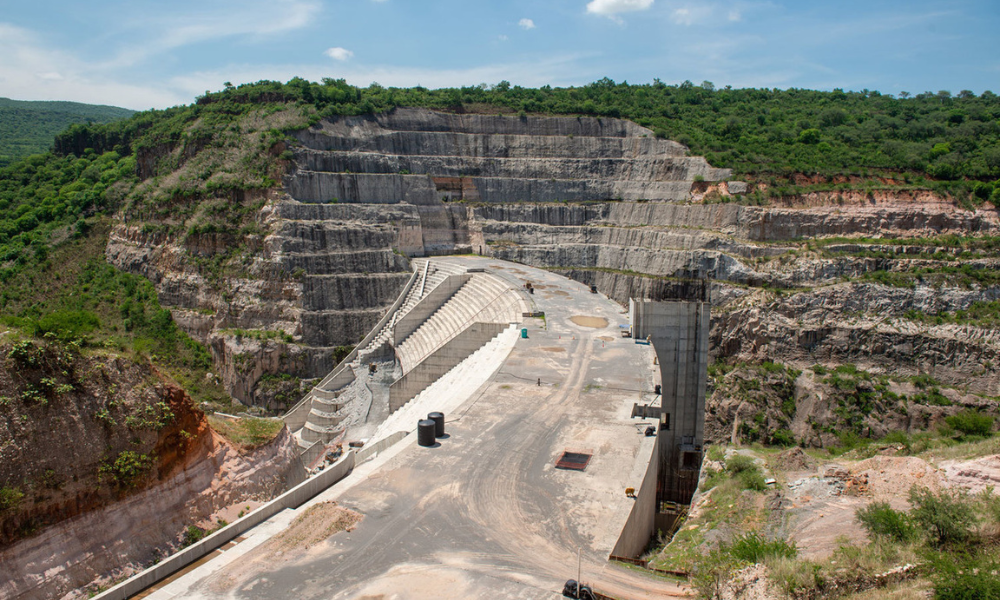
(95, 109), (720, 599)
(105, 256), (706, 600)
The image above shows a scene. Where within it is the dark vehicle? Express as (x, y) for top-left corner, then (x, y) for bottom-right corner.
(562, 579), (596, 599)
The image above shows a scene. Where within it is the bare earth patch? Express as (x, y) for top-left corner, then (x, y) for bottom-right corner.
(205, 502), (361, 593)
(570, 315), (609, 328)
(540, 346), (566, 353)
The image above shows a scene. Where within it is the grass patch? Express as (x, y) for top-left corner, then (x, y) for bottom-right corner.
(207, 415), (285, 450)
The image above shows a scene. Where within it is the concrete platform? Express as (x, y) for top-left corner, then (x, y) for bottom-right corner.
(140, 257), (684, 600)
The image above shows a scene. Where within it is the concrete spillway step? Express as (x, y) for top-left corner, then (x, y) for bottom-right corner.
(389, 322), (510, 413)
(395, 272), (520, 374)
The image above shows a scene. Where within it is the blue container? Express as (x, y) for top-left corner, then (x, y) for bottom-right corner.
(520, 328), (528, 339)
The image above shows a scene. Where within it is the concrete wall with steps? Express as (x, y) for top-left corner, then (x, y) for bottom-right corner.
(388, 322), (508, 413)
(395, 273), (523, 374)
(392, 273), (470, 346)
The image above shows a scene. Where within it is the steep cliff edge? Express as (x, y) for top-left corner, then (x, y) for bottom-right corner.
(101, 104), (1000, 446)
(0, 336), (299, 600)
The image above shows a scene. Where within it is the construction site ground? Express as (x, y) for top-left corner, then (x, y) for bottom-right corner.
(140, 257), (685, 600)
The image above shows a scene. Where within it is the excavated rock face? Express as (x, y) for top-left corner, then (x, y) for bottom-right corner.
(0, 338), (205, 545)
(109, 107), (730, 409)
(107, 107), (1000, 443)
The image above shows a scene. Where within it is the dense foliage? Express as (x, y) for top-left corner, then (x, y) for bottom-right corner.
(0, 98), (132, 168)
(53, 78), (1000, 183)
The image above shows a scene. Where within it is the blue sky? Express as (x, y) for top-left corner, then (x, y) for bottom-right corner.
(1, 0), (997, 110)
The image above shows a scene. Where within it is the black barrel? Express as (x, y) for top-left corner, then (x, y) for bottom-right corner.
(655, 384), (662, 395)
(428, 412), (445, 437)
(417, 419), (436, 447)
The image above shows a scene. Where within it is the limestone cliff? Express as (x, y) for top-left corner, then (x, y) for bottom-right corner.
(103, 106), (1000, 447)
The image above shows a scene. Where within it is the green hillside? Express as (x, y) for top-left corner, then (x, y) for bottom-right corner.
(0, 98), (133, 168)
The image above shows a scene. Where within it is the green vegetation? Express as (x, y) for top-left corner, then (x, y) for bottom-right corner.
(0, 486), (24, 512)
(728, 531), (798, 563)
(206, 415), (284, 450)
(863, 263), (1000, 289)
(222, 328), (295, 344)
(908, 487), (978, 547)
(98, 450), (154, 489)
(855, 502), (916, 543)
(0, 98), (132, 168)
(906, 300), (1000, 329)
(0, 222), (229, 407)
(686, 446), (1000, 600)
(944, 409), (995, 438)
(724, 454), (769, 492)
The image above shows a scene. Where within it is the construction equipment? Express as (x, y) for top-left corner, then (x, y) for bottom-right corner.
(562, 580), (596, 600)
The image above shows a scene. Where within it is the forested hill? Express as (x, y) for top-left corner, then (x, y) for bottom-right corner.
(54, 79), (1000, 193)
(0, 98), (133, 168)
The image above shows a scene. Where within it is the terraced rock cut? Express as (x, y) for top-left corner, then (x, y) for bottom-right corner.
(288, 107), (730, 205)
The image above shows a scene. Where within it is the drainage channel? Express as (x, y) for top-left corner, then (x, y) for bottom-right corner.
(127, 537), (246, 599)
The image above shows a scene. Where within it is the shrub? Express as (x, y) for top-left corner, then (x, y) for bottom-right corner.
(945, 409), (994, 438)
(738, 469), (768, 491)
(728, 531), (798, 563)
(0, 486), (24, 512)
(855, 501), (915, 542)
(726, 455), (768, 491)
(33, 309), (100, 340)
(908, 487), (978, 547)
(930, 552), (1000, 600)
(771, 428), (796, 447)
(182, 525), (207, 547)
(725, 454), (756, 474)
(99, 450), (154, 488)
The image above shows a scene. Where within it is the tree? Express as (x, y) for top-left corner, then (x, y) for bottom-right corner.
(908, 487), (977, 547)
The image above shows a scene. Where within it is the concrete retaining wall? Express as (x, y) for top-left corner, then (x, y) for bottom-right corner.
(389, 322), (506, 412)
(92, 451), (357, 600)
(610, 434), (660, 559)
(356, 431), (409, 463)
(283, 266), (419, 430)
(393, 274), (469, 345)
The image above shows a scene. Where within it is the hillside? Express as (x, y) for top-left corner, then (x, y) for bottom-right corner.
(0, 98), (133, 168)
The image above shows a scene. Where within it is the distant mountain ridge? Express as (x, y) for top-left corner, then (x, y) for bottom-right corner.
(0, 97), (133, 167)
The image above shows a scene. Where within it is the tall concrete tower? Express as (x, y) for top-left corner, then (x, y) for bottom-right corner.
(630, 280), (710, 508)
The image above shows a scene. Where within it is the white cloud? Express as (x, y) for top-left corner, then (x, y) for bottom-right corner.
(728, 9), (742, 21)
(669, 5), (714, 26)
(100, 0), (321, 70)
(498, 34), (509, 41)
(586, 0), (654, 18)
(518, 18), (536, 30)
(0, 23), (187, 109)
(324, 47), (354, 61)
(672, 8), (693, 25)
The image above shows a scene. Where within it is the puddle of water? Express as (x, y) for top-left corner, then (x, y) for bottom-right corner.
(570, 316), (609, 328)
